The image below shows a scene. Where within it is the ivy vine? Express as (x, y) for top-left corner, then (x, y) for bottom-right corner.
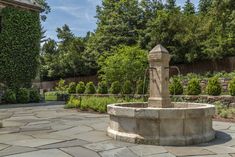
(0, 7), (41, 90)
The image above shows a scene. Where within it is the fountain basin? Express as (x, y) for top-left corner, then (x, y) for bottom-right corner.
(107, 102), (215, 146)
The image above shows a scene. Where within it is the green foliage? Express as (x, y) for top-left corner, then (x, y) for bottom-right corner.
(214, 101), (235, 119)
(99, 46), (148, 86)
(80, 97), (116, 113)
(97, 81), (108, 94)
(44, 91), (68, 101)
(122, 81), (133, 94)
(35, 0), (51, 21)
(165, 0), (177, 10)
(206, 77), (222, 96)
(110, 81), (121, 94)
(136, 80), (148, 94)
(201, 0), (235, 60)
(40, 25), (95, 81)
(169, 78), (184, 95)
(17, 88), (30, 104)
(76, 82), (86, 94)
(66, 96), (144, 113)
(65, 96), (81, 109)
(45, 91), (58, 101)
(68, 82), (76, 94)
(199, 0), (212, 13)
(55, 79), (68, 92)
(29, 89), (40, 103)
(90, 0), (141, 53)
(85, 82), (96, 94)
(183, 0), (195, 15)
(228, 78), (235, 96)
(3, 89), (16, 104)
(0, 7), (41, 89)
(186, 78), (201, 95)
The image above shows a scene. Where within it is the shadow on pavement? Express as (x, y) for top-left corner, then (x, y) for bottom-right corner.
(197, 131), (232, 146)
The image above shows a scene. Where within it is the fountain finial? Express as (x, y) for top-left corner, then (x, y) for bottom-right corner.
(148, 44), (173, 108)
(150, 44), (169, 54)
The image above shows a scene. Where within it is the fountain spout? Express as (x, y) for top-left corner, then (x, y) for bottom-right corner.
(148, 44), (173, 108)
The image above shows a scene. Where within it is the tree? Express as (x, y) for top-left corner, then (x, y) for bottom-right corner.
(88, 0), (142, 53)
(139, 0), (164, 49)
(183, 0), (195, 15)
(165, 0), (178, 10)
(57, 24), (75, 47)
(199, 0), (212, 14)
(143, 9), (186, 63)
(41, 38), (58, 55)
(99, 46), (148, 87)
(201, 0), (235, 60)
(35, 0), (51, 21)
(40, 25), (96, 80)
(140, 0), (164, 19)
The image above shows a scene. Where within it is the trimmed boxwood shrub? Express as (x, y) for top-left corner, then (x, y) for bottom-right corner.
(3, 89), (16, 104)
(29, 88), (40, 103)
(97, 81), (108, 94)
(186, 78), (201, 95)
(76, 82), (86, 94)
(110, 81), (121, 94)
(169, 78), (183, 95)
(206, 77), (222, 96)
(122, 80), (132, 94)
(55, 79), (68, 92)
(85, 82), (96, 94)
(68, 82), (76, 94)
(228, 78), (235, 96)
(17, 88), (30, 104)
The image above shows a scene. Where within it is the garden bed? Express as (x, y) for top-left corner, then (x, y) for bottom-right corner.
(65, 95), (235, 123)
(172, 95), (235, 107)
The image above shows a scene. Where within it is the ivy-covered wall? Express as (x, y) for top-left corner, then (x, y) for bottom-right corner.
(0, 7), (41, 90)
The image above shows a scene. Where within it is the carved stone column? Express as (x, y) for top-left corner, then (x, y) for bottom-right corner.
(148, 44), (173, 108)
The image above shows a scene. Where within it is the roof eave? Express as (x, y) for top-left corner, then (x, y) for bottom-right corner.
(0, 0), (43, 12)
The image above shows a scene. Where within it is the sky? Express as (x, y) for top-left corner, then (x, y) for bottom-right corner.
(42, 0), (199, 40)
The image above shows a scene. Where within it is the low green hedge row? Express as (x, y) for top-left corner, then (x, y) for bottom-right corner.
(65, 96), (144, 113)
(3, 88), (40, 104)
(61, 80), (148, 95)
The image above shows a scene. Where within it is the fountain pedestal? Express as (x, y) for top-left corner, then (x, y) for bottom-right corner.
(148, 45), (172, 108)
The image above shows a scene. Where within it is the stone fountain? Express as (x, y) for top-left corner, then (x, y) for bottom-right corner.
(107, 44), (215, 146)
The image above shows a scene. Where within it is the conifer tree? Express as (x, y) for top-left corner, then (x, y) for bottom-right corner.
(183, 0), (195, 15)
(199, 0), (212, 14)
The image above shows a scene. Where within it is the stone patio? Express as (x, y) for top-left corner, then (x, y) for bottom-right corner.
(0, 103), (234, 157)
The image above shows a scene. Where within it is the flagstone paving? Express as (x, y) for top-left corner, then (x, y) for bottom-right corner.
(0, 103), (234, 157)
